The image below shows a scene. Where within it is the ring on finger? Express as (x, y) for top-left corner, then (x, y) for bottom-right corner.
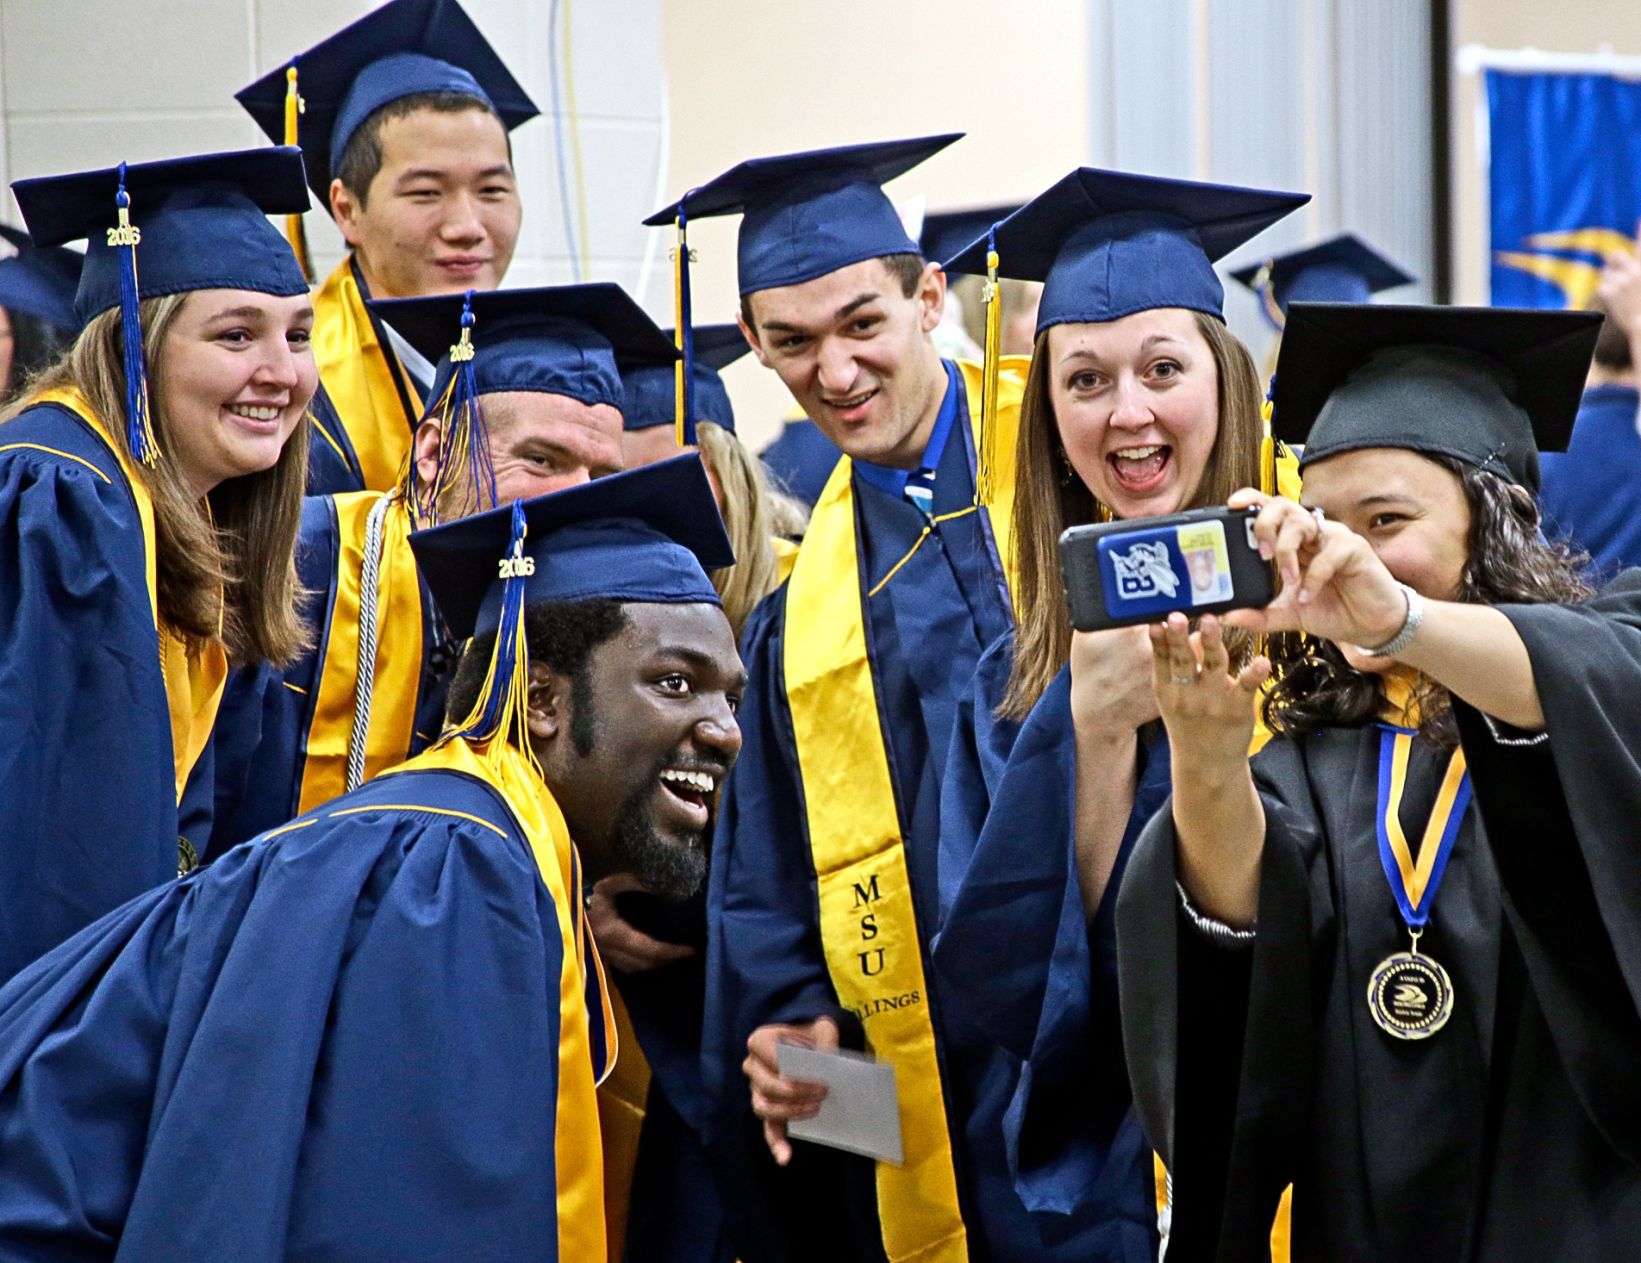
(1171, 672), (1199, 686)
(1309, 506), (1326, 528)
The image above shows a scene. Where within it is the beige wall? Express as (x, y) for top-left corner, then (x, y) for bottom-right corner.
(1450, 0), (1641, 303)
(661, 0), (1093, 451)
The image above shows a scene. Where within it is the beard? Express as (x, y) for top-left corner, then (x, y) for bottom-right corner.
(609, 768), (712, 900)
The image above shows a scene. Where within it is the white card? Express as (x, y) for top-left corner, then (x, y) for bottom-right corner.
(777, 1042), (904, 1166)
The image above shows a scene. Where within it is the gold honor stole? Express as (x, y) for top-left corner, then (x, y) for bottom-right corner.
(397, 736), (618, 1263)
(296, 491), (426, 815)
(28, 387), (226, 810)
(313, 257), (425, 491)
(782, 356), (1027, 1263)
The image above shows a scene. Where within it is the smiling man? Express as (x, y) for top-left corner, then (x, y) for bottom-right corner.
(646, 137), (1030, 1262)
(238, 0), (537, 492)
(210, 283), (672, 854)
(0, 456), (742, 1263)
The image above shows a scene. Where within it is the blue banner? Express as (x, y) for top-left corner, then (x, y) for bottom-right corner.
(1486, 69), (1641, 308)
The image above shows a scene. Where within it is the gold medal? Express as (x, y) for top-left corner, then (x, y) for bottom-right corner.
(1367, 929), (1454, 1040)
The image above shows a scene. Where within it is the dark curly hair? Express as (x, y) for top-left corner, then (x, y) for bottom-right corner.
(445, 599), (630, 756)
(1261, 454), (1594, 750)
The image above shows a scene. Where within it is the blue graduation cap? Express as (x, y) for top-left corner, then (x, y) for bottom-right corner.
(622, 324), (748, 436)
(12, 147), (311, 465)
(410, 453), (734, 753)
(1272, 302), (1600, 494)
(918, 204), (1021, 274)
(942, 168), (1309, 330)
(1231, 233), (1415, 331)
(236, 0), (539, 209)
(368, 282), (677, 522)
(0, 225), (82, 332)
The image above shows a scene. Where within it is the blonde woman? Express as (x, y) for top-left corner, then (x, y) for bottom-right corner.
(931, 170), (1306, 1260)
(0, 149), (315, 982)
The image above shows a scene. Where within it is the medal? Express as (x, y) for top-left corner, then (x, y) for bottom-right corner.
(1367, 727), (1471, 1041)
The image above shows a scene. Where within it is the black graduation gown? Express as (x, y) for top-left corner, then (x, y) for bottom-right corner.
(1116, 572), (1641, 1261)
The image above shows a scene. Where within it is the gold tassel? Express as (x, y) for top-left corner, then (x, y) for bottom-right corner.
(283, 64), (313, 282)
(975, 236), (1003, 507)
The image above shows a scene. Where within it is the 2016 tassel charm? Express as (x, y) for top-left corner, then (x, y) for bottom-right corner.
(111, 165), (158, 467)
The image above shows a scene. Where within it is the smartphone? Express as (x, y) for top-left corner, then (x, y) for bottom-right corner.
(1058, 505), (1276, 632)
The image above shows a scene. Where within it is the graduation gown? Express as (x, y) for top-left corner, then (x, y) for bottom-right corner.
(0, 735), (612, 1263)
(706, 361), (1020, 1261)
(312, 256), (424, 491)
(304, 382), (367, 495)
(210, 489), (453, 855)
(1539, 384), (1641, 579)
(1116, 573), (1641, 1262)
(0, 393), (225, 985)
(931, 642), (1165, 1261)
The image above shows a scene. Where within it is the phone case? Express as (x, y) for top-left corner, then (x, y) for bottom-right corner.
(1058, 506), (1276, 632)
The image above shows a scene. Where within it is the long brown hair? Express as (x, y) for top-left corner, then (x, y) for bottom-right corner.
(1001, 311), (1264, 718)
(696, 420), (809, 639)
(1261, 455), (1594, 750)
(7, 293), (310, 665)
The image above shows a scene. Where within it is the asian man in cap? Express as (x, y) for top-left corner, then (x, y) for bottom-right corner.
(0, 456), (744, 1263)
(647, 135), (1031, 1262)
(239, 0), (537, 493)
(210, 283), (672, 855)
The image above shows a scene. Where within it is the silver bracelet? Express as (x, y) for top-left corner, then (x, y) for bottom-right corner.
(1177, 882), (1257, 949)
(1355, 582), (1424, 658)
(1479, 710), (1549, 747)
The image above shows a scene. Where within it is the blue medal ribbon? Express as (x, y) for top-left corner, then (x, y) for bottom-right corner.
(1374, 724), (1473, 930)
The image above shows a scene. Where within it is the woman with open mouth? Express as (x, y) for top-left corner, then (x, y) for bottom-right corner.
(931, 168), (1307, 1261)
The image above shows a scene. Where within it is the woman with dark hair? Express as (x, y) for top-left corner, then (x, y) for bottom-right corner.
(927, 170), (1306, 1260)
(1119, 303), (1641, 1260)
(0, 149), (315, 982)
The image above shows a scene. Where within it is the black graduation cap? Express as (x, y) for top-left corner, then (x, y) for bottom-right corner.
(236, 0), (539, 206)
(1273, 303), (1602, 493)
(621, 324), (749, 434)
(1230, 233), (1415, 329)
(643, 134), (961, 295)
(370, 283), (678, 412)
(942, 168), (1309, 331)
(918, 204), (1021, 271)
(0, 225), (83, 332)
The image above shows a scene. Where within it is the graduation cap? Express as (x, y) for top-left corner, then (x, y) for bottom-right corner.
(0, 225), (83, 332)
(1272, 303), (1602, 493)
(236, 0), (539, 209)
(622, 324), (749, 436)
(409, 454), (734, 754)
(12, 147), (311, 465)
(918, 204), (1022, 273)
(1231, 233), (1415, 331)
(368, 282), (677, 522)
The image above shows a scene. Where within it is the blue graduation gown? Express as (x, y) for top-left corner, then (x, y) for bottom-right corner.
(209, 491), (453, 856)
(0, 402), (209, 984)
(758, 418), (842, 508)
(932, 644), (1164, 1261)
(0, 752), (575, 1261)
(705, 367), (1020, 1260)
(1539, 384), (1641, 579)
(304, 382), (367, 496)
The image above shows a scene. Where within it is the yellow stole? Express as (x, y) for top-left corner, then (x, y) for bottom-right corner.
(782, 356), (1027, 1263)
(28, 386), (227, 813)
(313, 257), (425, 491)
(393, 735), (616, 1263)
(297, 491), (426, 815)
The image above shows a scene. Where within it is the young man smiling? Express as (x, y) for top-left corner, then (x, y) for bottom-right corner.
(648, 137), (1030, 1262)
(238, 0), (537, 492)
(0, 457), (744, 1263)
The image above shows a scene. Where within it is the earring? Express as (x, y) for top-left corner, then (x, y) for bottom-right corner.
(1058, 452), (1076, 485)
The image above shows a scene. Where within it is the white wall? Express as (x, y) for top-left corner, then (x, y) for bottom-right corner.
(0, 0), (665, 296)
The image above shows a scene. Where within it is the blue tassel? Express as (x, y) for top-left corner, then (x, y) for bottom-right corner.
(409, 290), (496, 527)
(112, 164), (157, 466)
(447, 497), (530, 748)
